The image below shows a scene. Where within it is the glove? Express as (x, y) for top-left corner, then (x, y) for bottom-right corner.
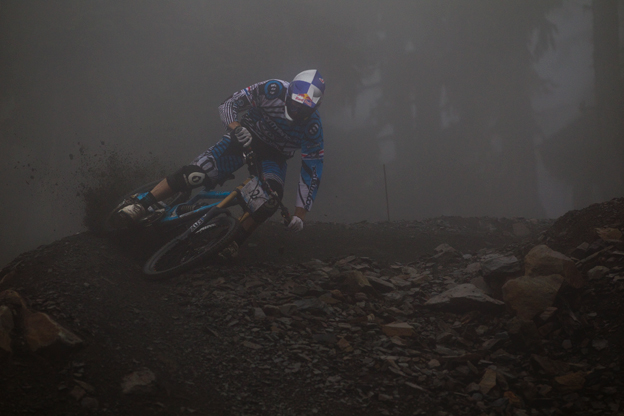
(288, 216), (304, 232)
(233, 126), (253, 147)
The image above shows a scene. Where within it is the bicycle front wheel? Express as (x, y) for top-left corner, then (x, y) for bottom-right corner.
(142, 213), (240, 280)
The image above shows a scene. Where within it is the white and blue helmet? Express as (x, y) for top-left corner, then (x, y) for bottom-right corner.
(285, 69), (325, 121)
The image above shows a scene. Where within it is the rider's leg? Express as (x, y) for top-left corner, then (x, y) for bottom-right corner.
(120, 166), (211, 221)
(202, 136), (287, 241)
(238, 178), (283, 231)
(149, 178), (176, 200)
(192, 134), (246, 187)
(136, 178), (175, 208)
(119, 178), (175, 221)
(120, 134), (244, 222)
(218, 142), (287, 260)
(235, 152), (287, 245)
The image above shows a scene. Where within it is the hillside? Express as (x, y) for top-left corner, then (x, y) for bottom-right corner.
(0, 202), (623, 416)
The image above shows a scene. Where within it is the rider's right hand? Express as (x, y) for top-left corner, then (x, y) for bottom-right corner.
(234, 126), (253, 147)
(287, 215), (304, 232)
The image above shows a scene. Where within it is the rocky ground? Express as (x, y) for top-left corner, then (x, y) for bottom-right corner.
(1, 199), (623, 416)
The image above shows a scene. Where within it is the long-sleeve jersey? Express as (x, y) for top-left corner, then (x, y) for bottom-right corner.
(218, 79), (324, 211)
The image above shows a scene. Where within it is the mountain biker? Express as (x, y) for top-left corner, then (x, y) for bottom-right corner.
(119, 69), (325, 245)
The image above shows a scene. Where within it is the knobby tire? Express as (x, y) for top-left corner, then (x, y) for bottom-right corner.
(142, 213), (240, 280)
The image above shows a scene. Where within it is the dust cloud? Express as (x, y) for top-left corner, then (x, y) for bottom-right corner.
(1, 0), (622, 267)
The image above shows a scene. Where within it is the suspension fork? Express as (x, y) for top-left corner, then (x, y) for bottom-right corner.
(215, 180), (254, 230)
(215, 177), (253, 210)
(241, 147), (291, 225)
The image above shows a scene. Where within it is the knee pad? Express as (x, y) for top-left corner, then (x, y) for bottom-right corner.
(166, 165), (212, 192)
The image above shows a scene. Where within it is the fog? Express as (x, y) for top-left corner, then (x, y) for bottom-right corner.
(1, 0), (623, 267)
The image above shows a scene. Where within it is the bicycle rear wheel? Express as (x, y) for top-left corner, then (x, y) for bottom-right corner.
(142, 213), (240, 280)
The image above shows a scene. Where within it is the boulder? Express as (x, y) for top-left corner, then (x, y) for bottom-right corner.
(365, 276), (396, 293)
(121, 368), (157, 395)
(0, 290), (28, 310)
(23, 311), (84, 356)
(479, 369), (497, 394)
(433, 243), (459, 259)
(465, 262), (482, 274)
(587, 266), (610, 280)
(469, 276), (493, 296)
(482, 255), (522, 278)
(481, 255), (522, 298)
(502, 274), (564, 320)
(340, 271), (375, 295)
(424, 283), (505, 313)
(595, 227), (622, 241)
(382, 322), (415, 337)
(524, 245), (584, 288)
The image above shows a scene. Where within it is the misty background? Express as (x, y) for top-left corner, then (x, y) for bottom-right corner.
(1, 1), (623, 267)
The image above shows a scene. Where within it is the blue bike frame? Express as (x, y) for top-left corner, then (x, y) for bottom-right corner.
(139, 189), (232, 226)
(130, 148), (290, 236)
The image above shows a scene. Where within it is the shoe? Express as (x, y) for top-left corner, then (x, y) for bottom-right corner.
(218, 241), (239, 261)
(118, 203), (146, 222)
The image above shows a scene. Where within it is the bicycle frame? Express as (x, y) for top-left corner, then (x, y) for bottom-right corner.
(157, 189), (231, 225)
(140, 138), (292, 278)
(134, 178), (264, 232)
(134, 146), (290, 234)
(202, 146), (291, 227)
(213, 176), (263, 225)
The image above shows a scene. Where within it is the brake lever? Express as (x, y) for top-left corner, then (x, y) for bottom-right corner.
(280, 205), (291, 227)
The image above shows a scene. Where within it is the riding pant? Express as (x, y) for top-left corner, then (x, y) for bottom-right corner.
(191, 135), (287, 200)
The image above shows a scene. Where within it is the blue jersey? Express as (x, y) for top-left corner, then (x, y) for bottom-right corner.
(218, 80), (324, 211)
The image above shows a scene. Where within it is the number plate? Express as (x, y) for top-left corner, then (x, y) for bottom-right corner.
(239, 177), (269, 213)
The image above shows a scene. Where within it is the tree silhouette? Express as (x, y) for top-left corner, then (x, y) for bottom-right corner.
(540, 0), (623, 209)
(591, 0), (623, 197)
(364, 1), (561, 218)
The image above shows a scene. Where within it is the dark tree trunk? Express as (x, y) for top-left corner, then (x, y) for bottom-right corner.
(592, 0), (624, 197)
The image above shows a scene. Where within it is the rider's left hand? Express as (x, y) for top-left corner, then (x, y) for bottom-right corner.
(288, 215), (304, 232)
(234, 126), (253, 147)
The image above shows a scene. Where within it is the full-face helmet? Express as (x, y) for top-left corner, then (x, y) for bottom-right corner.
(285, 69), (325, 122)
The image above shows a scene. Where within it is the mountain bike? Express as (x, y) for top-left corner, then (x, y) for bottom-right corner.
(104, 138), (291, 280)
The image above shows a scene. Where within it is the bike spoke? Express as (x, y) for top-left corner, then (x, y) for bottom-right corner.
(151, 218), (231, 273)
(154, 239), (195, 271)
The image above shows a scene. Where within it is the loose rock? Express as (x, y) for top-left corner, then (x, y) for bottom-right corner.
(524, 245), (585, 288)
(121, 368), (157, 395)
(424, 283), (505, 312)
(502, 274), (564, 320)
(23, 311), (84, 356)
